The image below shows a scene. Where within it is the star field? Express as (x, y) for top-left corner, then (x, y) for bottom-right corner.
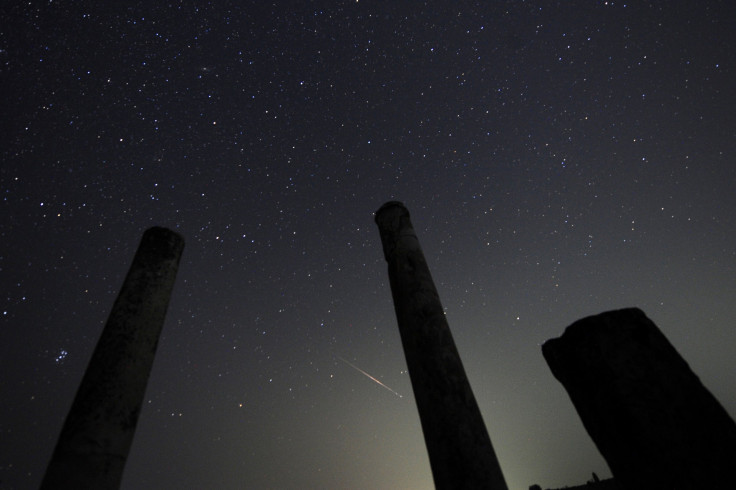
(2, 2), (735, 489)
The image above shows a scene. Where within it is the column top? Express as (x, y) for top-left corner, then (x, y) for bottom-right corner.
(374, 201), (409, 225)
(140, 226), (185, 260)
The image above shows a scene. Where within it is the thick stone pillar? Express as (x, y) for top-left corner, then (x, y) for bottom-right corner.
(374, 201), (508, 490)
(41, 227), (184, 490)
(543, 307), (736, 490)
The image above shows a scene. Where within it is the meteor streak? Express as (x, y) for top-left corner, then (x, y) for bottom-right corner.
(335, 355), (403, 398)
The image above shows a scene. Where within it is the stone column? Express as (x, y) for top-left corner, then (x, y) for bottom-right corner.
(374, 201), (508, 490)
(41, 227), (184, 490)
(543, 307), (736, 490)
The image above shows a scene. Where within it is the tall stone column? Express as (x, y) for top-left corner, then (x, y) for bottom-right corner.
(374, 201), (508, 490)
(41, 227), (184, 490)
(543, 307), (736, 490)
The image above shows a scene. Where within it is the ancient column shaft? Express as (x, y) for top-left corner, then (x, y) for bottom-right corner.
(543, 308), (736, 490)
(41, 227), (184, 490)
(375, 201), (508, 490)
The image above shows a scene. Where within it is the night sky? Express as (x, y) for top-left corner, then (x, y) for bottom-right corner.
(2, 1), (735, 489)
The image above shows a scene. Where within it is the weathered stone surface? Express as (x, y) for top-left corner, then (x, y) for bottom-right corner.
(41, 227), (184, 490)
(375, 201), (507, 490)
(543, 307), (736, 490)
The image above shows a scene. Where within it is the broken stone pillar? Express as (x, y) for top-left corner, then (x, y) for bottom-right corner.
(41, 227), (184, 490)
(374, 201), (508, 490)
(542, 307), (736, 490)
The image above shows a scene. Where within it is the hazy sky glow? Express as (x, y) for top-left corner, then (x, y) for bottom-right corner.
(2, 2), (735, 489)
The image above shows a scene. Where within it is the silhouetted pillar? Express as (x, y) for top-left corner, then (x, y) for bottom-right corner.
(543, 307), (736, 490)
(41, 227), (184, 490)
(374, 201), (508, 490)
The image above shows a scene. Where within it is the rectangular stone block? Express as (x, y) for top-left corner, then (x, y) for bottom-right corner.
(543, 308), (736, 490)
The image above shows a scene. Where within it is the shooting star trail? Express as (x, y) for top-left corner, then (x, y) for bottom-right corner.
(335, 355), (403, 398)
